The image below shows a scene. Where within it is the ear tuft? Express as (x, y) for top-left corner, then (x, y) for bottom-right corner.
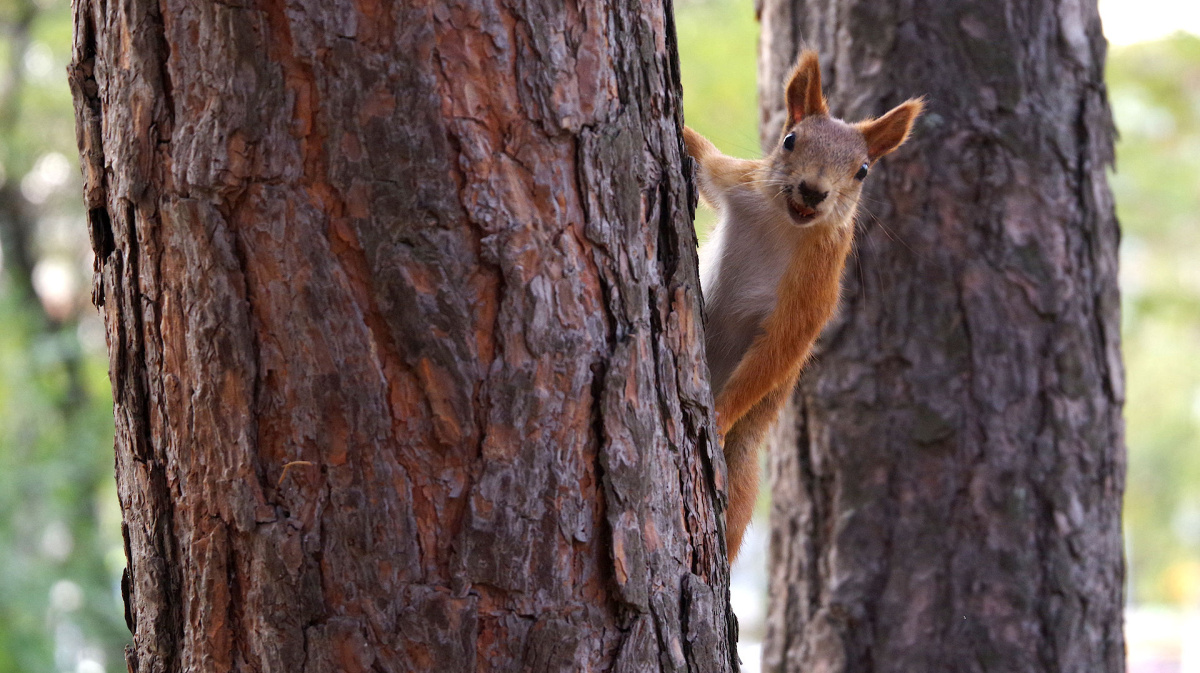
(858, 97), (925, 161)
(784, 50), (829, 126)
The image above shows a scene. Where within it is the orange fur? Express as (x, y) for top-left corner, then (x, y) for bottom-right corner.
(720, 378), (796, 557)
(684, 126), (758, 209)
(685, 51), (922, 562)
(713, 226), (852, 436)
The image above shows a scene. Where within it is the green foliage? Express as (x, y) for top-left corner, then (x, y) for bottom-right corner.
(1, 0), (130, 670)
(1, 0), (78, 176)
(1109, 33), (1200, 606)
(676, 0), (760, 241)
(0, 296), (126, 672)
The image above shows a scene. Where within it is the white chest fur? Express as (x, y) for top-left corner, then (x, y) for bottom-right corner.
(699, 189), (801, 395)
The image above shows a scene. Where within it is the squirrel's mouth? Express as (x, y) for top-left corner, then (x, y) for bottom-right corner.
(786, 198), (818, 225)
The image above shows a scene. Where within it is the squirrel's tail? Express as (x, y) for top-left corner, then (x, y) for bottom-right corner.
(721, 381), (794, 562)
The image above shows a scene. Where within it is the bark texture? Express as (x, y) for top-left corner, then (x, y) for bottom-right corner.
(757, 1), (1124, 671)
(69, 1), (736, 671)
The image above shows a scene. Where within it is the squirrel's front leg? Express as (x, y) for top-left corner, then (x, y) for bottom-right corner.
(713, 329), (803, 436)
(682, 126), (761, 208)
(683, 125), (719, 161)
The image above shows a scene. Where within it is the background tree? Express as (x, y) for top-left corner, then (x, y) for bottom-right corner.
(757, 1), (1125, 671)
(68, 1), (737, 671)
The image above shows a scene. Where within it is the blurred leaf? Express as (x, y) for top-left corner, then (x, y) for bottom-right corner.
(1110, 34), (1200, 606)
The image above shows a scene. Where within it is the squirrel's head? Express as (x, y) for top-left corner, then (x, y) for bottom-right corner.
(763, 50), (924, 228)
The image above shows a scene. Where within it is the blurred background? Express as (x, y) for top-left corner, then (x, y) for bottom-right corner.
(0, 0), (1196, 671)
(0, 0), (126, 672)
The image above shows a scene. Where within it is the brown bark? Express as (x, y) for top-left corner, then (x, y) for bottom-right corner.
(69, 1), (736, 671)
(757, 1), (1124, 672)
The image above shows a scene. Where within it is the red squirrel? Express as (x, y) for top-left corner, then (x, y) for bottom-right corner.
(684, 50), (923, 561)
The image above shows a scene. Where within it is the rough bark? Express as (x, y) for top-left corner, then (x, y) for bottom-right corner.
(69, 1), (736, 671)
(757, 1), (1124, 672)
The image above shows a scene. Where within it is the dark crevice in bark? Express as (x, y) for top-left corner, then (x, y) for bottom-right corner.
(148, 0), (175, 138)
(123, 198), (184, 673)
(663, 0), (684, 103)
(121, 528), (135, 629)
(794, 398), (820, 619)
(656, 182), (680, 296)
(88, 206), (116, 260)
(587, 357), (622, 612)
(70, 6), (109, 298)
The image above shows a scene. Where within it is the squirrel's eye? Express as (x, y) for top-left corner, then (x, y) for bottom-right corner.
(783, 133), (796, 151)
(854, 162), (869, 181)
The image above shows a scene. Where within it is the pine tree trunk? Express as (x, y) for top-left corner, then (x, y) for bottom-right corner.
(757, 1), (1124, 671)
(69, 1), (736, 671)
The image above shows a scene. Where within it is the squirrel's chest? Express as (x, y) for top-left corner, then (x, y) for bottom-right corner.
(699, 207), (794, 393)
(701, 236), (790, 321)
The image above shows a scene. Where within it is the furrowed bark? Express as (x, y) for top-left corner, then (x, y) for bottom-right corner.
(69, 1), (736, 670)
(757, 1), (1125, 671)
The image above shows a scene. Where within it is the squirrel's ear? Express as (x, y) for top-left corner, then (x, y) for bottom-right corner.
(858, 98), (925, 161)
(784, 50), (828, 126)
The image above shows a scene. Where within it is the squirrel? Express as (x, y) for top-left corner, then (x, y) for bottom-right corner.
(684, 50), (923, 562)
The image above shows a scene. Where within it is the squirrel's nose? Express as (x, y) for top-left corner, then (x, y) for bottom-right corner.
(797, 182), (828, 208)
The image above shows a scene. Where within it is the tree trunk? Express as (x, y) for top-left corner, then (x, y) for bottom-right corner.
(757, 1), (1124, 672)
(68, 1), (736, 671)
